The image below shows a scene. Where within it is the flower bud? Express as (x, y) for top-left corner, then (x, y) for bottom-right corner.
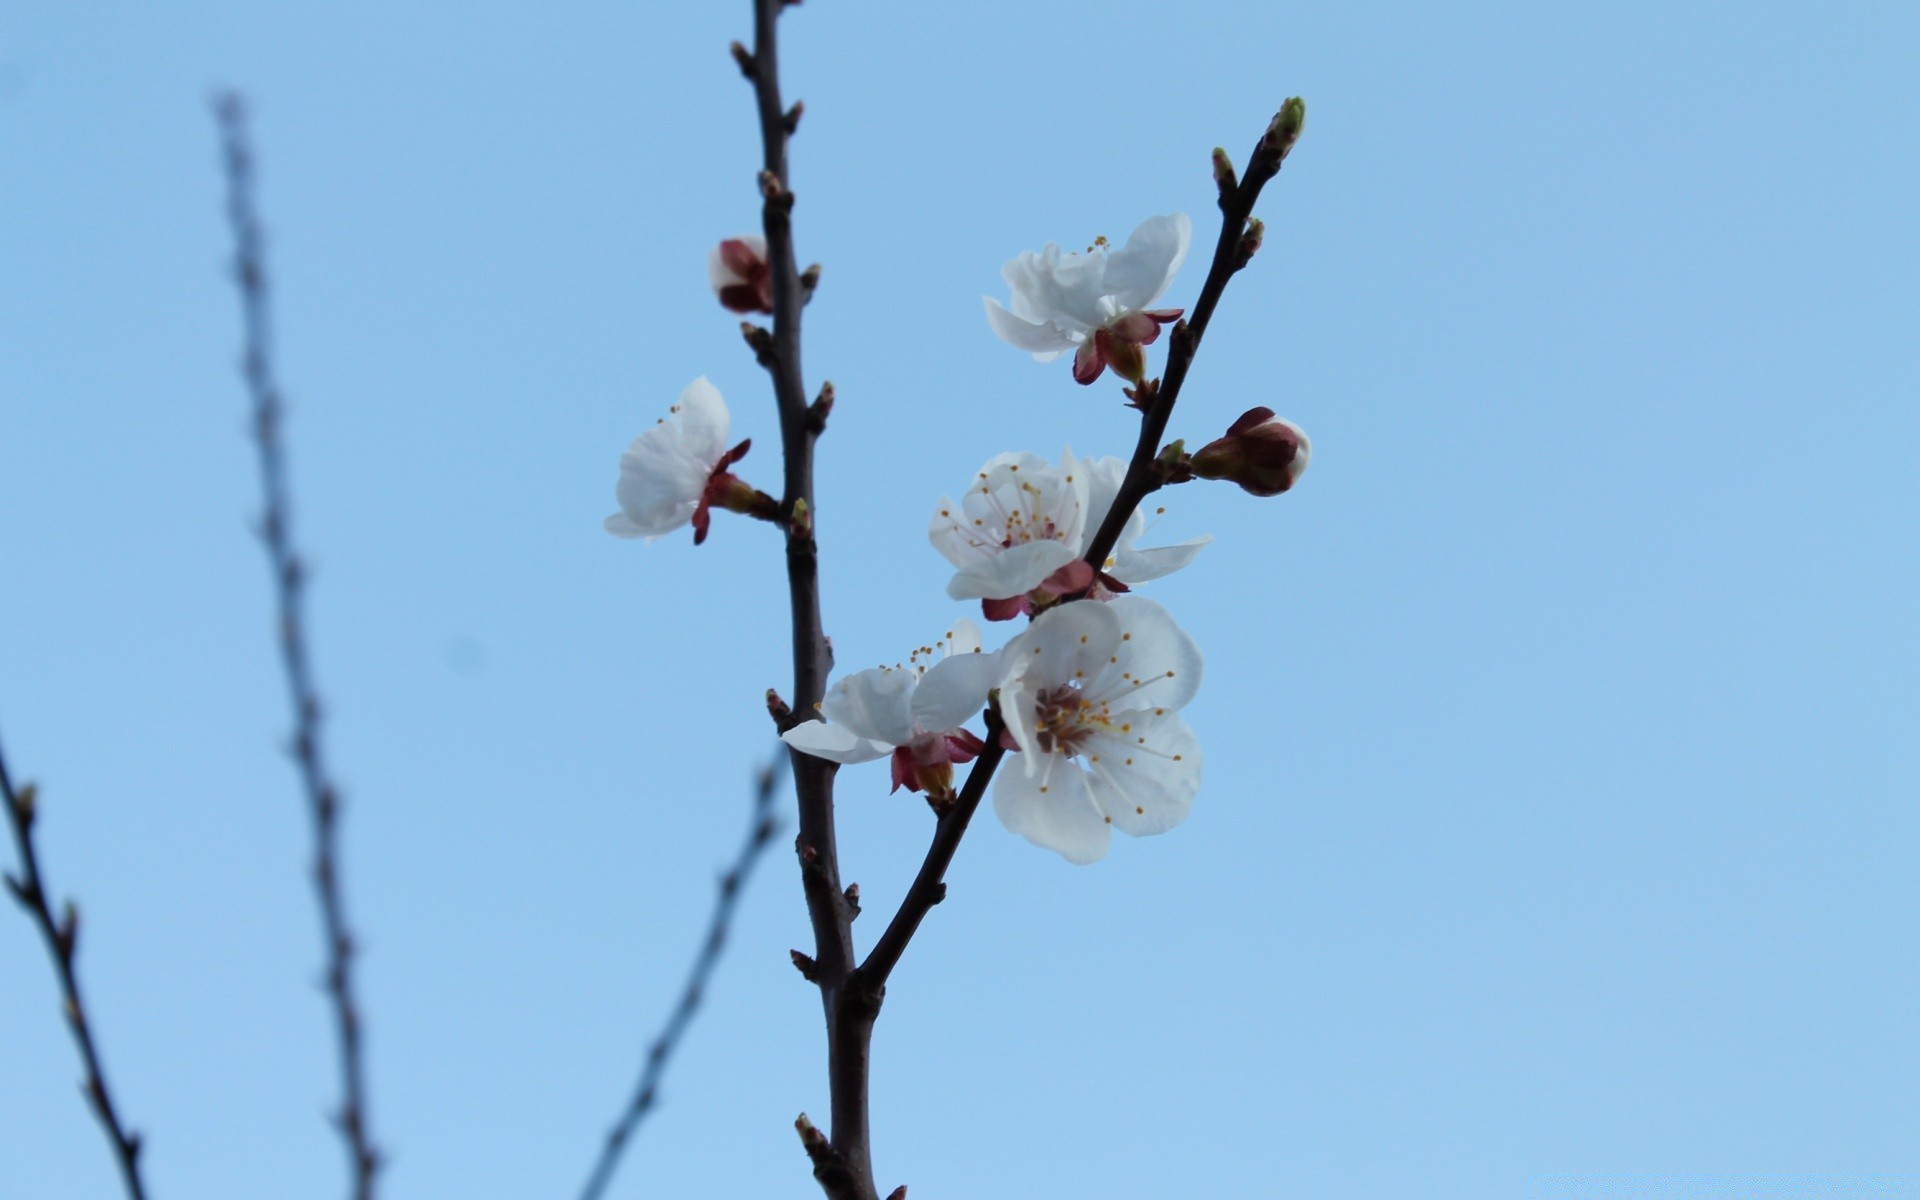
(709, 235), (774, 314)
(1262, 97), (1307, 161)
(1191, 407), (1310, 496)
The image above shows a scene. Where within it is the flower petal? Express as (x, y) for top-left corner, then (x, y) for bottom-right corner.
(1086, 596), (1203, 713)
(992, 749), (1112, 864)
(1111, 535), (1211, 584)
(1103, 213), (1192, 312)
(782, 719), (893, 765)
(942, 617), (984, 658)
(984, 296), (1075, 358)
(672, 376), (732, 466)
(910, 649), (1001, 736)
(821, 666), (917, 747)
(946, 539), (1079, 601)
(1082, 711), (1201, 837)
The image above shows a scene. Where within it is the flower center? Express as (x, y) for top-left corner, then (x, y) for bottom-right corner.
(1032, 684), (1113, 757)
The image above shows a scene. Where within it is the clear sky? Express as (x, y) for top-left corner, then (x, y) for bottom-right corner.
(3, 2), (1917, 1198)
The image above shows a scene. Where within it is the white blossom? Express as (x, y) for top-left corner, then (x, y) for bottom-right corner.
(929, 450), (1208, 617)
(993, 597), (1203, 863)
(783, 620), (1002, 797)
(605, 377), (757, 545)
(983, 213), (1192, 384)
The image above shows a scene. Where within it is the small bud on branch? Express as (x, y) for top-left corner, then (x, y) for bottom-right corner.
(807, 381), (834, 431)
(729, 41), (757, 79)
(741, 321), (777, 367)
(1211, 147), (1238, 202)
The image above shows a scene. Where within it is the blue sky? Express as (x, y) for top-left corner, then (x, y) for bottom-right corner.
(2, 2), (1916, 1198)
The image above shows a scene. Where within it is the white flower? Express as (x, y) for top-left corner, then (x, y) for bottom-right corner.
(994, 597), (1202, 863)
(929, 450), (1209, 618)
(708, 235), (772, 315)
(783, 619), (1002, 798)
(983, 213), (1192, 385)
(929, 450), (1092, 611)
(605, 377), (756, 545)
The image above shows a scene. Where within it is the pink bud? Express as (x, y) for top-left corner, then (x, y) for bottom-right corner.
(709, 236), (774, 315)
(1191, 407), (1310, 496)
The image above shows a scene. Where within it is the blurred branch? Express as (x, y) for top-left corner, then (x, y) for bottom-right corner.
(578, 755), (784, 1200)
(214, 91), (380, 1200)
(2, 731), (151, 1200)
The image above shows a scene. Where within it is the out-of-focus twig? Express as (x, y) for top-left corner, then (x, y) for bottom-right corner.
(578, 755), (784, 1200)
(2, 731), (151, 1200)
(214, 91), (380, 1200)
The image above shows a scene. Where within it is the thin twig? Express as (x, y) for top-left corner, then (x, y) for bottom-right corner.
(2, 732), (151, 1200)
(578, 756), (785, 1200)
(1078, 102), (1305, 575)
(214, 91), (380, 1200)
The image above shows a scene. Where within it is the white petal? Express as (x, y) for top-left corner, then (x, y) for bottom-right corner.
(910, 649), (1001, 736)
(985, 296), (1076, 357)
(611, 435), (706, 536)
(1082, 712), (1201, 837)
(672, 376), (732, 466)
(945, 540), (1078, 601)
(1086, 596), (1203, 713)
(821, 667), (917, 747)
(603, 511), (651, 540)
(992, 750), (1112, 864)
(1103, 213), (1192, 312)
(942, 618), (984, 658)
(781, 720), (893, 765)
(1001, 243), (1109, 332)
(1111, 535), (1211, 584)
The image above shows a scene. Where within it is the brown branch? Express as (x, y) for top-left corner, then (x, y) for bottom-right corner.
(1079, 100), (1306, 575)
(735, 3), (874, 1197)
(854, 711), (1006, 990)
(2, 732), (151, 1200)
(578, 756), (784, 1200)
(214, 91), (380, 1200)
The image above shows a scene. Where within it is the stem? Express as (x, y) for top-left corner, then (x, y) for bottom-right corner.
(578, 757), (784, 1200)
(214, 92), (380, 1200)
(1, 733), (151, 1200)
(736, 4), (871, 1197)
(855, 711), (1007, 988)
(1079, 112), (1301, 575)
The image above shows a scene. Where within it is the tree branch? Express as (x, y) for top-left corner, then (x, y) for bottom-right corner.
(737, 3), (873, 1196)
(2, 732), (150, 1200)
(578, 756), (784, 1200)
(214, 91), (380, 1200)
(1079, 101), (1305, 575)
(855, 710), (1007, 990)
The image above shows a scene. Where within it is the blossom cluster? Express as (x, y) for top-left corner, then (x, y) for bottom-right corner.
(607, 214), (1310, 862)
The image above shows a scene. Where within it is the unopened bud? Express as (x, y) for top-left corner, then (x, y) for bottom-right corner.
(729, 41), (757, 78)
(1262, 97), (1307, 161)
(1211, 147), (1237, 199)
(13, 781), (36, 828)
(1191, 407), (1311, 496)
(711, 236), (774, 314)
